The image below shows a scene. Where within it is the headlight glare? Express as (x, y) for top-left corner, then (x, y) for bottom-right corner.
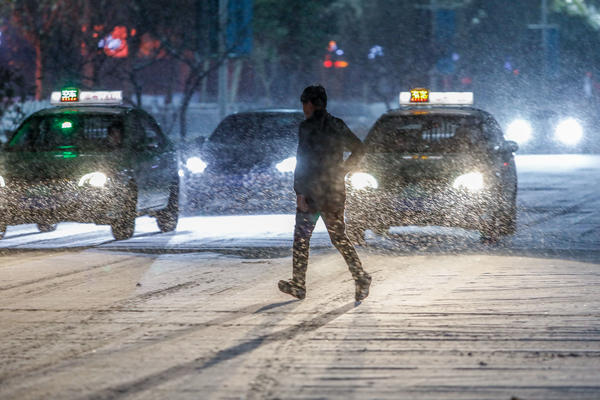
(349, 172), (378, 190)
(505, 119), (532, 145)
(78, 172), (108, 187)
(453, 172), (484, 192)
(186, 157), (207, 174)
(276, 157), (297, 173)
(555, 118), (583, 146)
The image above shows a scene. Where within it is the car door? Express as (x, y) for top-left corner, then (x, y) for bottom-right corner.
(138, 112), (174, 208)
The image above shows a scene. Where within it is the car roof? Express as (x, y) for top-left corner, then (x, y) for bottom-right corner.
(231, 109), (303, 117)
(383, 106), (491, 118)
(30, 105), (134, 117)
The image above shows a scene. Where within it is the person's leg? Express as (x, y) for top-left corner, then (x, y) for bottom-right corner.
(321, 209), (368, 279)
(291, 210), (320, 288)
(322, 209), (371, 301)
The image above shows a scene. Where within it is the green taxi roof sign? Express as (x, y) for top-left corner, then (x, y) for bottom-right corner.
(50, 90), (123, 105)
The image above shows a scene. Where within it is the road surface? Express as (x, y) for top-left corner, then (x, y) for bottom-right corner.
(0, 155), (599, 399)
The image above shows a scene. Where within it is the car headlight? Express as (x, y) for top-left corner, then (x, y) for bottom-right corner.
(452, 172), (484, 192)
(348, 172), (378, 190)
(0, 175), (5, 188)
(78, 172), (108, 188)
(555, 118), (583, 146)
(505, 119), (532, 145)
(276, 157), (296, 173)
(186, 157), (207, 174)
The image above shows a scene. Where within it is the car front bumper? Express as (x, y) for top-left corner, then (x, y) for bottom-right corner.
(183, 171), (296, 213)
(0, 182), (126, 225)
(346, 186), (501, 230)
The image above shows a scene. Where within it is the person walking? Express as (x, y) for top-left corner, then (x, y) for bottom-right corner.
(278, 84), (371, 302)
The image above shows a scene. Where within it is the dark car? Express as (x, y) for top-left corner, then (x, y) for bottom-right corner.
(345, 94), (518, 243)
(501, 107), (595, 153)
(181, 109), (304, 213)
(0, 90), (179, 240)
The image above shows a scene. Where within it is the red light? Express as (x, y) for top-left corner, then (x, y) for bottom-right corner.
(323, 60), (333, 68)
(503, 162), (509, 167)
(334, 60), (348, 68)
(513, 69), (519, 75)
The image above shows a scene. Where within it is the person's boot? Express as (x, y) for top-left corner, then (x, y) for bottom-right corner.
(355, 274), (372, 302)
(278, 279), (306, 300)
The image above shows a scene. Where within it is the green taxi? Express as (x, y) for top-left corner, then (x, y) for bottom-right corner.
(0, 90), (179, 240)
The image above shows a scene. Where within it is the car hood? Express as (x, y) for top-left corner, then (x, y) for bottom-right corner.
(0, 151), (127, 182)
(200, 139), (296, 173)
(359, 152), (490, 188)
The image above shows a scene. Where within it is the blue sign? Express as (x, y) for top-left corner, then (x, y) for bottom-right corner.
(227, 0), (253, 56)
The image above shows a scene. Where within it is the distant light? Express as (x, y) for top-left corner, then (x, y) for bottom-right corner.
(61, 121), (73, 129)
(186, 157), (207, 174)
(0, 175), (5, 187)
(504, 61), (512, 70)
(336, 49), (344, 56)
(328, 40), (337, 52)
(506, 119), (532, 145)
(368, 45), (384, 60)
(323, 60), (333, 68)
(452, 52), (460, 61)
(555, 118), (583, 146)
(334, 60), (348, 68)
(513, 69), (520, 75)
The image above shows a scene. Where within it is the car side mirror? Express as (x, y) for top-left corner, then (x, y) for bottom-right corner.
(505, 140), (519, 153)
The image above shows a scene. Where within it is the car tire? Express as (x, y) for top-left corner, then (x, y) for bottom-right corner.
(480, 203), (516, 243)
(111, 186), (137, 241)
(0, 224), (6, 240)
(156, 182), (179, 233)
(37, 223), (57, 233)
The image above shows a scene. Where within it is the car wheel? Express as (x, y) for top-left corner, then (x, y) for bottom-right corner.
(0, 224), (6, 240)
(498, 201), (517, 235)
(111, 186), (137, 241)
(37, 223), (57, 233)
(156, 182), (179, 233)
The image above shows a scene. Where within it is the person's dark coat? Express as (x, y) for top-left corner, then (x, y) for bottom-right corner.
(294, 109), (365, 211)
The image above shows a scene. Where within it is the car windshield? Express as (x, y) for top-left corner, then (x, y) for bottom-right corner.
(7, 114), (125, 152)
(365, 114), (485, 153)
(208, 114), (301, 144)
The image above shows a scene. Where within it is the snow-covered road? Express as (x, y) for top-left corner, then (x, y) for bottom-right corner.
(0, 154), (599, 399)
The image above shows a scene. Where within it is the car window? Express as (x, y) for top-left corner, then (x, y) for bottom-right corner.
(209, 113), (302, 144)
(366, 115), (484, 153)
(259, 114), (302, 141)
(7, 114), (125, 152)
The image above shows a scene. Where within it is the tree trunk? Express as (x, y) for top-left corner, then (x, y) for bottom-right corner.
(34, 40), (43, 100)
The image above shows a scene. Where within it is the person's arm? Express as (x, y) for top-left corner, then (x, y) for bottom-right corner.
(294, 123), (310, 212)
(340, 121), (366, 173)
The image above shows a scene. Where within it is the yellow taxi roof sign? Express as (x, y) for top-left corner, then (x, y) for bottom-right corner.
(399, 89), (473, 105)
